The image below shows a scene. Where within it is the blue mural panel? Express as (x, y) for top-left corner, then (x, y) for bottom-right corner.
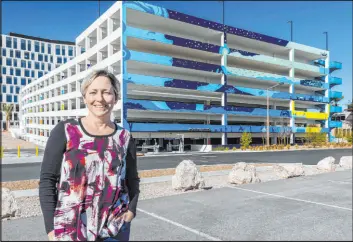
(123, 1), (290, 47)
(129, 50), (222, 73)
(127, 73), (329, 103)
(126, 26), (222, 54)
(330, 91), (343, 99)
(330, 106), (342, 113)
(329, 121), (342, 128)
(126, 99), (291, 118)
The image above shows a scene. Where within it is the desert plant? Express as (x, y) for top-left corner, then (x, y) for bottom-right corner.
(240, 132), (252, 149)
(3, 104), (14, 131)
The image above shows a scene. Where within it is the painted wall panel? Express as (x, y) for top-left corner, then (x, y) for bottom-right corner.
(126, 99), (291, 118)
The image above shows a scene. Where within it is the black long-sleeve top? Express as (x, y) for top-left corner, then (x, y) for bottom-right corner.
(39, 119), (140, 235)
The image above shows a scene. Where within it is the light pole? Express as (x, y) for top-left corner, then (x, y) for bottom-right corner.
(266, 82), (284, 146)
(287, 21), (293, 41)
(323, 31), (328, 50)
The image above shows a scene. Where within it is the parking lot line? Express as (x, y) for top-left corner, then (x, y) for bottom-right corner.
(228, 186), (352, 211)
(137, 208), (222, 241)
(327, 180), (352, 185)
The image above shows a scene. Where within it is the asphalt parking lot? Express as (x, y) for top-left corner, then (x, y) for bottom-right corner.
(2, 170), (352, 241)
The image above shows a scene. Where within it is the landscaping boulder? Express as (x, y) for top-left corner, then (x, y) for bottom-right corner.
(228, 162), (261, 185)
(273, 163), (305, 179)
(339, 156), (352, 169)
(317, 156), (336, 172)
(172, 160), (205, 191)
(1, 188), (20, 219)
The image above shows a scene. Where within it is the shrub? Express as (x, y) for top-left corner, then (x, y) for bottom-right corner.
(295, 144), (299, 149)
(240, 132), (252, 150)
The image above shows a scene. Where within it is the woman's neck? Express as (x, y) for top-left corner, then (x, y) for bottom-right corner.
(84, 113), (112, 129)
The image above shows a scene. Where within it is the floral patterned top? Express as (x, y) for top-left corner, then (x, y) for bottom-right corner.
(39, 118), (140, 241)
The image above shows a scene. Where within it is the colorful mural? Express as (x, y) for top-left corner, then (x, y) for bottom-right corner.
(120, 1), (342, 138)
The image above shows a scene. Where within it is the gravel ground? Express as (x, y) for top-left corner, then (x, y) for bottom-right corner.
(3, 164), (347, 221)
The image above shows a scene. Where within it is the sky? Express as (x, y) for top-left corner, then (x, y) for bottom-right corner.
(2, 1), (352, 108)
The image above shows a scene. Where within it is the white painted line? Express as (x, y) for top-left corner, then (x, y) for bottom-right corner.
(228, 186), (352, 211)
(201, 156), (217, 158)
(137, 208), (222, 241)
(328, 180), (352, 185)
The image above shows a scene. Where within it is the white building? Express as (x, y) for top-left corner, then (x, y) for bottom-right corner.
(1, 33), (75, 130)
(20, 1), (343, 149)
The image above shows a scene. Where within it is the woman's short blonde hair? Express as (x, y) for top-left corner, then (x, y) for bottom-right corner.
(81, 69), (119, 100)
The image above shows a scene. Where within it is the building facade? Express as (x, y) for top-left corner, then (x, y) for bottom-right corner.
(20, 1), (343, 149)
(1, 33), (76, 130)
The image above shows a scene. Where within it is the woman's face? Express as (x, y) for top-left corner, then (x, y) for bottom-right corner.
(83, 76), (117, 118)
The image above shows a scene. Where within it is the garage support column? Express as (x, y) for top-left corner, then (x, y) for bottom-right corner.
(289, 48), (296, 144)
(271, 104), (277, 145)
(221, 32), (228, 146)
(120, 4), (129, 130)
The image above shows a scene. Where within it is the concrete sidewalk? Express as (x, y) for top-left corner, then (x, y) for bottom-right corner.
(2, 170), (352, 241)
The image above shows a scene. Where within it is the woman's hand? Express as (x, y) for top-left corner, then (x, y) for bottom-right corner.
(123, 210), (135, 222)
(48, 230), (55, 241)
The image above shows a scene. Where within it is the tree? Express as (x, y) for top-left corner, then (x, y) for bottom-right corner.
(3, 104), (14, 131)
(240, 131), (252, 149)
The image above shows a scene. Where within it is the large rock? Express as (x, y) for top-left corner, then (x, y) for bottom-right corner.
(228, 162), (261, 185)
(273, 163), (305, 179)
(172, 160), (205, 191)
(339, 156), (352, 169)
(317, 156), (336, 172)
(1, 188), (20, 219)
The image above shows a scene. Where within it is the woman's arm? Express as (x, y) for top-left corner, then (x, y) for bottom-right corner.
(39, 121), (67, 234)
(125, 135), (140, 217)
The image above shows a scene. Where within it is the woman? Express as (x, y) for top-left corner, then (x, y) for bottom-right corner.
(39, 69), (140, 241)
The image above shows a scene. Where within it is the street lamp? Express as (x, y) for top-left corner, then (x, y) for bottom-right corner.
(287, 21), (293, 41)
(323, 31), (328, 51)
(266, 82), (284, 146)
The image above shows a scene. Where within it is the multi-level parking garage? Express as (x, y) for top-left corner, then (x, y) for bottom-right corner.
(20, 1), (343, 150)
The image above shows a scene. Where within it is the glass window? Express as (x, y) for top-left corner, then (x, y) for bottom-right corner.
(50, 56), (53, 63)
(2, 85), (6, 93)
(10, 50), (13, 57)
(6, 37), (12, 48)
(2, 48), (6, 56)
(56, 45), (60, 55)
(31, 70), (35, 77)
(47, 44), (52, 54)
(6, 76), (12, 84)
(38, 71), (43, 78)
(68, 46), (73, 56)
(81, 47), (86, 54)
(41, 63), (45, 70)
(27, 40), (31, 51)
(10, 68), (14, 75)
(13, 77), (17, 85)
(24, 52), (30, 59)
(14, 95), (18, 103)
(25, 69), (30, 77)
(13, 59), (17, 67)
(62, 46), (65, 55)
(0, 76), (2, 84)
(35, 41), (40, 52)
(2, 67), (6, 75)
(6, 58), (12, 66)
(21, 60), (26, 68)
(45, 55), (48, 62)
(13, 38), (17, 49)
(31, 53), (35, 60)
(35, 62), (40, 70)
(6, 95), (12, 102)
(28, 61), (31, 68)
(64, 57), (67, 63)
(21, 78), (26, 86)
(10, 86), (14, 93)
(38, 54), (43, 61)
(57, 57), (62, 64)
(15, 68), (21, 77)
(48, 64), (52, 71)
(21, 39), (26, 50)
(28, 79), (32, 84)
(41, 43), (45, 53)
(16, 87), (20, 94)
(15, 50), (21, 58)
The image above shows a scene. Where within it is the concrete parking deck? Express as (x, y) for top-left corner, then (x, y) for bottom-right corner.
(2, 170), (352, 241)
